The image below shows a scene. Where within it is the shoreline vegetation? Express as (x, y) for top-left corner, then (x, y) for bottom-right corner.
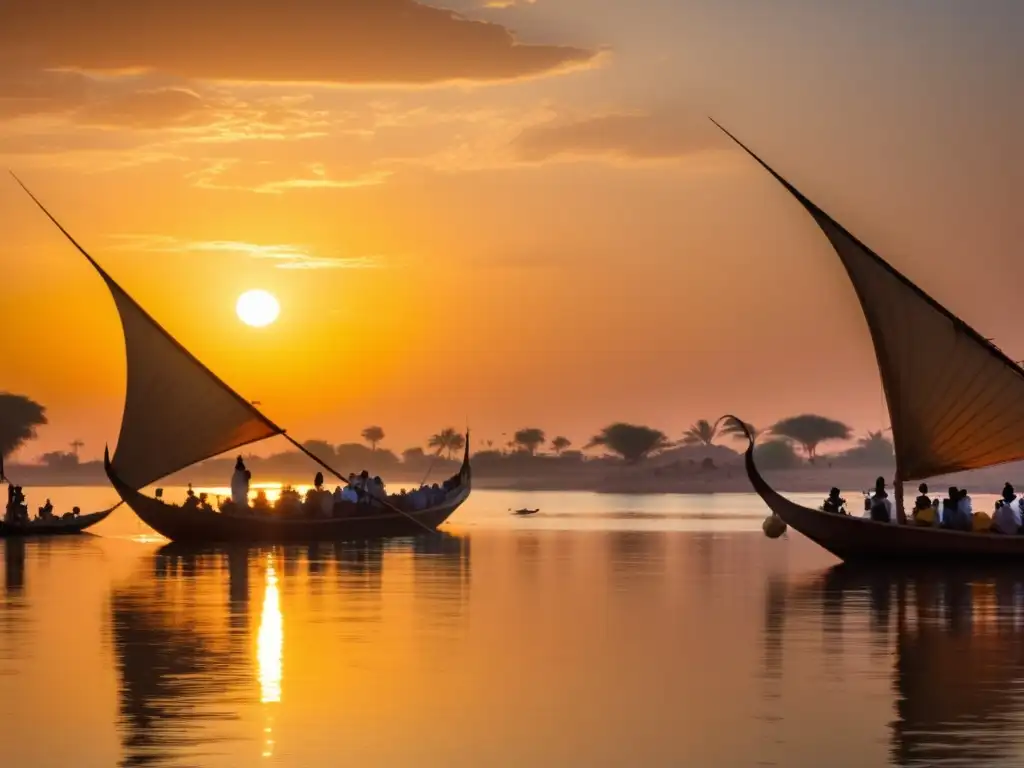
(5, 398), (1024, 495)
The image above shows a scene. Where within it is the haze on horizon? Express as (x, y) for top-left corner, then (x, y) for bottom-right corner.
(1, 0), (1020, 462)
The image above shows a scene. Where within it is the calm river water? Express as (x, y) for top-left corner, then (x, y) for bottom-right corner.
(1, 487), (1020, 767)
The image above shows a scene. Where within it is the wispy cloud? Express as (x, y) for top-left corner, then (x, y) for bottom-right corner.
(109, 234), (381, 270)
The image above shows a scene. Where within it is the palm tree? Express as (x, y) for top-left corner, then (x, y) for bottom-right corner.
(70, 439), (84, 457)
(361, 426), (385, 451)
(428, 428), (464, 460)
(680, 419), (718, 447)
(719, 418), (767, 444)
(513, 428), (546, 456)
(551, 436), (572, 455)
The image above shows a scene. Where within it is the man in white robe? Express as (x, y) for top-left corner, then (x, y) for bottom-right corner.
(231, 456), (251, 508)
(993, 483), (1022, 535)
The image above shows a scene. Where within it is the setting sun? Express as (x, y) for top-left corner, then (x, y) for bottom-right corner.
(236, 289), (280, 327)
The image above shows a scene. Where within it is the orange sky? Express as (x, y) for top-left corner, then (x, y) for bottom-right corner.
(1, 0), (1021, 461)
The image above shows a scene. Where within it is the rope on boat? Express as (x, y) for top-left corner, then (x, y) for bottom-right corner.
(283, 434), (441, 535)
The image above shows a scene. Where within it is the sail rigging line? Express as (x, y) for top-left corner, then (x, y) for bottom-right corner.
(10, 172), (445, 534)
(282, 433), (439, 536)
(707, 119), (1024, 484)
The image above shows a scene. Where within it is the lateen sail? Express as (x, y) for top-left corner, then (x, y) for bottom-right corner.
(713, 121), (1024, 481)
(13, 176), (284, 489)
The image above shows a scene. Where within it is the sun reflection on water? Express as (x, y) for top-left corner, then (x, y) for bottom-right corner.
(257, 556), (283, 757)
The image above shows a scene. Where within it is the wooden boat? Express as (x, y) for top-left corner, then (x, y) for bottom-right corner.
(511, 508), (539, 516)
(0, 507), (114, 538)
(106, 448), (470, 544)
(712, 121), (1024, 562)
(14, 178), (471, 544)
(0, 457), (115, 538)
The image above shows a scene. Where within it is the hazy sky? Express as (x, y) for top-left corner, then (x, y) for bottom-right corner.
(1, 0), (1021, 460)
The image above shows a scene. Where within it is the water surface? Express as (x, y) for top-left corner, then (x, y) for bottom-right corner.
(0, 488), (1020, 767)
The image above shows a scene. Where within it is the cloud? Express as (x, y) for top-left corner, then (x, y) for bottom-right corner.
(186, 159), (391, 194)
(1, 0), (596, 85)
(510, 111), (720, 163)
(110, 234), (381, 270)
(73, 88), (212, 128)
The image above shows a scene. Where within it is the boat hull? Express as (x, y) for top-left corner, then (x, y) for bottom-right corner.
(106, 459), (470, 544)
(0, 508), (114, 538)
(735, 420), (1024, 562)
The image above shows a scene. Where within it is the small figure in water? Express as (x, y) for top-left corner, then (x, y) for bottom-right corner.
(992, 482), (1021, 535)
(231, 456), (251, 509)
(822, 487), (846, 514)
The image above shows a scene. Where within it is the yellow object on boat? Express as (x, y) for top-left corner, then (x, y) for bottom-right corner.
(973, 511), (993, 532)
(913, 507), (936, 526)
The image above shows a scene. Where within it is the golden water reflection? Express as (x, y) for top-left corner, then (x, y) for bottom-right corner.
(9, 531), (1024, 766)
(257, 556), (283, 760)
(257, 557), (283, 705)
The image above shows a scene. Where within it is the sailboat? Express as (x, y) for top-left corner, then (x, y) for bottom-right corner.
(0, 452), (116, 537)
(712, 121), (1024, 561)
(13, 178), (472, 544)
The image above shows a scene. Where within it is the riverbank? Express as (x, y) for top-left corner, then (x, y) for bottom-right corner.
(10, 460), (1023, 496)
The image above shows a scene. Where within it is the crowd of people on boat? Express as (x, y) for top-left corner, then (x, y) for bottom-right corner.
(820, 477), (1024, 534)
(4, 485), (81, 525)
(181, 457), (460, 519)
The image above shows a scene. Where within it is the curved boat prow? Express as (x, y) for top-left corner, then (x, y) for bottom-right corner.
(718, 415), (794, 519)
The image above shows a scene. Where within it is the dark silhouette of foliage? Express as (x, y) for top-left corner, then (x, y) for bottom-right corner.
(301, 439), (335, 462)
(514, 428), (546, 456)
(0, 393), (47, 459)
(754, 439), (803, 470)
(770, 414), (851, 462)
(361, 426), (385, 451)
(550, 436), (572, 455)
(402, 447), (426, 464)
(832, 430), (895, 467)
(681, 419), (718, 447)
(40, 450), (79, 470)
(429, 428), (465, 460)
(585, 423), (669, 464)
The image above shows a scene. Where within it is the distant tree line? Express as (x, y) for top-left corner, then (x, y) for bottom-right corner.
(0, 392), (895, 477)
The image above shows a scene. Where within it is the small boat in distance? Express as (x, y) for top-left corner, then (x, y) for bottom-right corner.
(1, 456), (115, 538)
(13, 178), (471, 544)
(713, 120), (1024, 562)
(511, 508), (539, 516)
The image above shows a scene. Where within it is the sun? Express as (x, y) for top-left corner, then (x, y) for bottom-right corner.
(236, 290), (280, 328)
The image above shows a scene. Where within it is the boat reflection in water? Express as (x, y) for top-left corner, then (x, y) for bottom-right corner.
(111, 533), (471, 767)
(765, 564), (1024, 767)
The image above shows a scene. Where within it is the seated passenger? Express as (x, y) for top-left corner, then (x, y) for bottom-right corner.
(822, 487), (846, 514)
(864, 477), (893, 523)
(993, 483), (1021, 534)
(942, 487), (973, 532)
(911, 483), (935, 526)
(341, 483), (359, 504)
(253, 489), (270, 512)
(183, 488), (200, 510)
